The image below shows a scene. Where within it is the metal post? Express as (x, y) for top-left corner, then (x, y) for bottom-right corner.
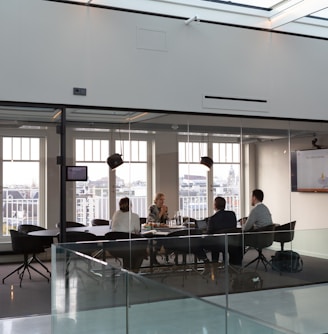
(59, 108), (66, 243)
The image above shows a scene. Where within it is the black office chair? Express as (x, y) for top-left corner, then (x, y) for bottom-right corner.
(244, 224), (276, 271)
(183, 217), (197, 228)
(59, 231), (102, 282)
(60, 231), (100, 255)
(161, 229), (205, 285)
(91, 219), (110, 226)
(274, 221), (296, 251)
(163, 229), (202, 265)
(204, 228), (243, 266)
(139, 217), (147, 230)
(139, 217), (147, 225)
(18, 224), (53, 249)
(17, 224), (52, 275)
(2, 230), (50, 287)
(57, 221), (85, 228)
(104, 232), (148, 272)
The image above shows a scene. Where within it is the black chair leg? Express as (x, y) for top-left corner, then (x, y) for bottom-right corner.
(244, 250), (271, 271)
(258, 252), (271, 271)
(31, 254), (51, 276)
(2, 263), (26, 284)
(3, 254), (50, 287)
(27, 263), (50, 281)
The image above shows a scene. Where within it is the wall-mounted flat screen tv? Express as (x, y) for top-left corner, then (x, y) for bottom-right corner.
(66, 166), (88, 182)
(291, 149), (328, 192)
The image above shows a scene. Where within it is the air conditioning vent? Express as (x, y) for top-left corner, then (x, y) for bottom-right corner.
(203, 95), (269, 113)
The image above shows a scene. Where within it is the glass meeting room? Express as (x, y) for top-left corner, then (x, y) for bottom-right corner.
(1, 105), (328, 333)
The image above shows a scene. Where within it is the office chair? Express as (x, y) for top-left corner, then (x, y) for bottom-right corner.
(104, 232), (148, 272)
(139, 217), (147, 230)
(161, 229), (206, 285)
(17, 224), (52, 275)
(60, 231), (100, 256)
(163, 229), (202, 265)
(244, 224), (276, 271)
(274, 221), (296, 251)
(57, 221), (85, 228)
(18, 224), (53, 248)
(3, 230), (50, 287)
(139, 217), (147, 225)
(91, 219), (110, 226)
(59, 231), (102, 282)
(204, 227), (243, 266)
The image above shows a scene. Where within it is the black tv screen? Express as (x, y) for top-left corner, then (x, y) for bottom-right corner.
(291, 148), (328, 192)
(66, 166), (88, 182)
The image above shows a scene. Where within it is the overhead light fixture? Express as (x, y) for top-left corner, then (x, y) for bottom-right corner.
(126, 112), (148, 122)
(107, 154), (124, 170)
(200, 156), (213, 170)
(52, 109), (62, 121)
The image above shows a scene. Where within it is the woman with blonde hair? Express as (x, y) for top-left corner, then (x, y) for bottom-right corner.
(147, 192), (169, 224)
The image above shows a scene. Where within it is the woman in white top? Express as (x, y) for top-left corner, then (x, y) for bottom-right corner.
(111, 197), (140, 234)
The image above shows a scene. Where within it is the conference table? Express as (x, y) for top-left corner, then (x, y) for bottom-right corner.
(29, 225), (186, 238)
(29, 225), (111, 238)
(29, 224), (188, 269)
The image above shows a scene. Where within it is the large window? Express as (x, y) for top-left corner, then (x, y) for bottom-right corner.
(212, 143), (241, 219)
(74, 138), (148, 224)
(115, 140), (148, 218)
(2, 137), (41, 235)
(179, 141), (209, 219)
(179, 140), (241, 220)
(75, 139), (109, 224)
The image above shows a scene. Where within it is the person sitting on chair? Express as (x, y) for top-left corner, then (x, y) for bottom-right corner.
(206, 196), (237, 263)
(207, 196), (237, 234)
(147, 192), (169, 225)
(111, 197), (141, 234)
(111, 197), (146, 272)
(242, 189), (273, 232)
(146, 192), (169, 265)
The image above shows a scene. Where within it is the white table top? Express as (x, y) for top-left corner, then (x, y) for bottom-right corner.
(29, 225), (185, 238)
(29, 225), (111, 237)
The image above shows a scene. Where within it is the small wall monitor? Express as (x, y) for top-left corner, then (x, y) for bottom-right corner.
(66, 166), (88, 182)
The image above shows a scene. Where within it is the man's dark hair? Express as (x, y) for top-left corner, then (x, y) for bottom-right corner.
(119, 197), (130, 212)
(214, 196), (226, 210)
(252, 189), (264, 202)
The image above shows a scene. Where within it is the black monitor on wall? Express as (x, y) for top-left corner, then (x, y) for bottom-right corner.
(66, 166), (88, 182)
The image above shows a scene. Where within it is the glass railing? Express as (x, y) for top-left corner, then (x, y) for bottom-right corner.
(52, 225), (328, 334)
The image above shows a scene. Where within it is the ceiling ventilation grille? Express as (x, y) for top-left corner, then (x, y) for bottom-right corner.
(203, 95), (269, 113)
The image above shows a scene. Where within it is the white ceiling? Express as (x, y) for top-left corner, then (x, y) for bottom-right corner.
(60, 0), (328, 38)
(1, 104), (328, 143)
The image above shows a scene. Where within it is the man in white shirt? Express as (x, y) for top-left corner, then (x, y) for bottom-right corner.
(242, 189), (273, 231)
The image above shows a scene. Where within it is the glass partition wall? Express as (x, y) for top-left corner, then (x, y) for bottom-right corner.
(1, 105), (328, 236)
(52, 230), (328, 334)
(2, 104), (328, 331)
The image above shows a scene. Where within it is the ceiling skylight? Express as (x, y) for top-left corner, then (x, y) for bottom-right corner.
(53, 0), (328, 38)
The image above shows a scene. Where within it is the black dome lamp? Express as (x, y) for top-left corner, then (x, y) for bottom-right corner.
(200, 156), (213, 170)
(107, 153), (124, 170)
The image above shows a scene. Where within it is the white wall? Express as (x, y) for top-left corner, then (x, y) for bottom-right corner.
(1, 1), (328, 120)
(256, 134), (328, 229)
(154, 132), (179, 215)
(256, 134), (328, 258)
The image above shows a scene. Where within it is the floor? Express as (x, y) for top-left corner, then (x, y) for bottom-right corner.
(1, 251), (328, 334)
(1, 283), (328, 334)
